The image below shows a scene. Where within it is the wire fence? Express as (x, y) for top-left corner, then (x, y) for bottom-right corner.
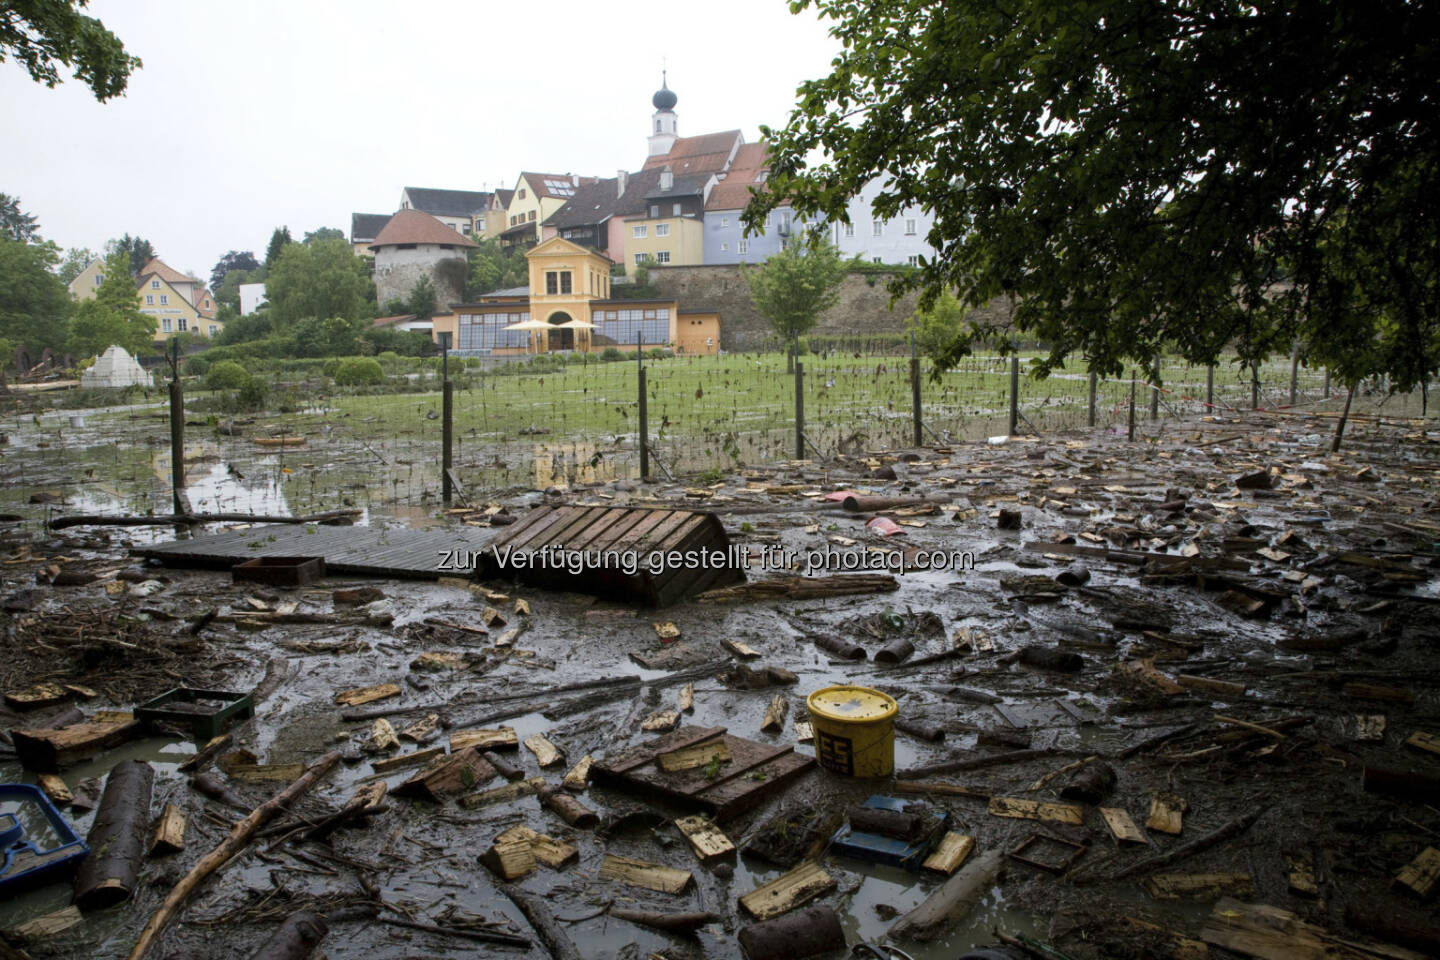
(0, 346), (1431, 527)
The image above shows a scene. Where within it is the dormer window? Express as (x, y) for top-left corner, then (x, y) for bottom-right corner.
(518, 189), (527, 199)
(151, 279), (160, 289)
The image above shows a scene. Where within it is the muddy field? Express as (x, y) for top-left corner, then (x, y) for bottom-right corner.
(2, 407), (1439, 960)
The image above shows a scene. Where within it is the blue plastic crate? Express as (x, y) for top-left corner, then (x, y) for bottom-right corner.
(829, 795), (949, 872)
(0, 783), (89, 897)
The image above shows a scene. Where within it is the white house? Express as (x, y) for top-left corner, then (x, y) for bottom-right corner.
(831, 178), (939, 267)
(239, 282), (268, 316)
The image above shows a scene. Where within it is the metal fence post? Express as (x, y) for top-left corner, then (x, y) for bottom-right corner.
(1207, 363), (1215, 410)
(1323, 368), (1331, 399)
(1087, 370), (1097, 427)
(1251, 363), (1260, 410)
(637, 331), (648, 480)
(440, 336), (453, 505)
(1150, 354), (1160, 421)
(169, 342), (186, 515)
(1008, 355), (1020, 436)
(1289, 346), (1299, 407)
(909, 332), (922, 447)
(794, 346), (805, 460)
(1128, 370), (1137, 442)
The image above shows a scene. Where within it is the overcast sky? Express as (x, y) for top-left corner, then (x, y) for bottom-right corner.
(2, 0), (841, 283)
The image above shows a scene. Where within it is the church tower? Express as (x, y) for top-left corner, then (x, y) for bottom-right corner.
(648, 71), (679, 157)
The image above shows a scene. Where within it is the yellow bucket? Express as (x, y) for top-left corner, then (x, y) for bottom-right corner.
(806, 685), (898, 778)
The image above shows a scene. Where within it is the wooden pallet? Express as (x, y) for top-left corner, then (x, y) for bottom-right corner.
(592, 726), (814, 822)
(479, 506), (745, 606)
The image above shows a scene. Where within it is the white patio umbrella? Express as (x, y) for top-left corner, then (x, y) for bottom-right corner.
(504, 318), (554, 354)
(558, 318), (595, 352)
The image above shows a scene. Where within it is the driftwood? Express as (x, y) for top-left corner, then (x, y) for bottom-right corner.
(1014, 645), (1085, 672)
(540, 787), (598, 828)
(1090, 805), (1268, 883)
(1059, 760), (1117, 804)
(500, 885), (582, 960)
(874, 638), (915, 665)
(191, 772), (249, 812)
(127, 751), (340, 960)
(1116, 722), (1201, 760)
(483, 750), (525, 782)
(247, 910), (328, 960)
(894, 718), (946, 742)
(847, 806), (924, 841)
(607, 908), (722, 935)
(697, 573), (899, 603)
(898, 748), (1060, 780)
(889, 848), (1005, 942)
(48, 510), (359, 530)
(377, 916), (530, 948)
(303, 783), (386, 842)
(812, 634), (867, 660)
(737, 906), (845, 960)
(74, 760), (153, 910)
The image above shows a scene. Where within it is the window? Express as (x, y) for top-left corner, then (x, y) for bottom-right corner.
(873, 256), (883, 264)
(721, 217), (730, 227)
(209, 325), (218, 337)
(178, 317), (187, 331)
(458, 310), (532, 350)
(844, 223), (856, 237)
(528, 210), (536, 221)
(872, 220), (884, 236)
(518, 189), (526, 199)
(462, 224), (471, 234)
(159, 294), (168, 305)
(720, 242), (728, 252)
(633, 225), (647, 238)
(649, 204), (659, 218)
(546, 271), (558, 295)
(145, 294), (154, 305)
(906, 219), (918, 235)
(595, 307), (667, 346)
(510, 215), (517, 226)
(151, 279), (160, 289)
(656, 251), (670, 263)
(161, 318), (172, 332)
(560, 272), (571, 294)
(656, 224), (670, 237)
(95, 273), (103, 286)
(737, 239), (748, 255)
(634, 252), (649, 265)
(672, 202), (682, 216)
(908, 255), (919, 266)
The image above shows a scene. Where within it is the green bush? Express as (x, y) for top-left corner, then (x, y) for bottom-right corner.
(321, 358), (341, 378)
(601, 347), (623, 362)
(235, 375), (271, 411)
(183, 356), (211, 377)
(333, 357), (384, 386)
(205, 360), (249, 390)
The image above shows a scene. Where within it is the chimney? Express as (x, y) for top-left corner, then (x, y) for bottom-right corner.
(617, 169), (628, 198)
(572, 173), (580, 186)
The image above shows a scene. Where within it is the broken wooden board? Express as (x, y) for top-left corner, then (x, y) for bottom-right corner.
(333, 683), (401, 707)
(674, 815), (736, 862)
(1116, 659), (1183, 695)
(722, 638), (762, 660)
(922, 832), (975, 875)
(225, 762), (303, 783)
(739, 861), (836, 920)
(399, 714), (440, 743)
(599, 854), (694, 895)
(11, 718), (140, 771)
(592, 726), (814, 822)
(1394, 846), (1439, 899)
(369, 718), (399, 752)
(1147, 793), (1188, 835)
(370, 746), (445, 775)
(37, 773), (72, 806)
(1143, 873), (1254, 901)
(1120, 917), (1210, 960)
(562, 754), (594, 790)
(524, 733), (565, 767)
(149, 803), (186, 857)
(658, 740), (732, 774)
(987, 796), (1084, 825)
(394, 747), (496, 801)
(459, 776), (546, 810)
(478, 506), (745, 607)
(7, 905), (83, 941)
(495, 825), (578, 870)
(4, 682), (70, 712)
(761, 693), (788, 733)
(1100, 807), (1148, 844)
(449, 726), (518, 752)
(1286, 854), (1318, 897)
(678, 683), (695, 713)
(642, 710), (681, 733)
(1200, 896), (1429, 960)
(1405, 731), (1440, 757)
(479, 837), (535, 881)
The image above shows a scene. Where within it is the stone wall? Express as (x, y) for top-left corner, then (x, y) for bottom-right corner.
(374, 244), (468, 308)
(646, 264), (923, 351)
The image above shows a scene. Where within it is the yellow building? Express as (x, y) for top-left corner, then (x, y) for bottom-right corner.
(498, 174), (596, 251)
(66, 258), (109, 301)
(471, 189), (513, 240)
(619, 166), (709, 267)
(135, 258), (222, 343)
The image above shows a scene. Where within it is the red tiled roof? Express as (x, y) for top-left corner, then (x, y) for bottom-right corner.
(371, 209), (478, 249)
(136, 258), (197, 286)
(194, 288), (217, 319)
(521, 173), (600, 200)
(643, 130), (742, 168)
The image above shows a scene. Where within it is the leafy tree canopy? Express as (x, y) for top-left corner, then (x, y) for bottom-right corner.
(105, 234), (154, 277)
(742, 231), (849, 351)
(67, 251), (152, 357)
(303, 227), (345, 245)
(0, 237), (69, 350)
(57, 245), (96, 285)
(0, 193), (41, 242)
(264, 226), (293, 268)
(210, 250), (260, 291)
(264, 237), (373, 330)
(404, 276), (437, 319)
(749, 0), (1440, 389)
(0, 0), (141, 101)
(465, 238), (528, 297)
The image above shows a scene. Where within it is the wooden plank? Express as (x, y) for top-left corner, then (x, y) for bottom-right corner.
(1120, 917), (1210, 960)
(524, 733), (565, 768)
(674, 815), (735, 862)
(1395, 846), (1439, 899)
(1100, 807), (1147, 844)
(450, 727), (518, 752)
(149, 803), (186, 857)
(226, 763), (303, 783)
(11, 719), (140, 771)
(1147, 793), (1187, 835)
(1406, 731), (1440, 756)
(658, 740), (732, 774)
(584, 507), (665, 555)
(479, 837), (535, 881)
(562, 754), (594, 790)
(496, 825), (578, 870)
(738, 861), (836, 920)
(599, 854), (694, 895)
(1143, 873), (1254, 901)
(642, 709), (681, 732)
(1200, 897), (1429, 960)
(370, 745), (445, 774)
(761, 693), (788, 732)
(922, 832), (975, 875)
(599, 726), (726, 777)
(334, 683), (401, 707)
(987, 796), (1084, 825)
(459, 776), (546, 810)
(8, 905), (83, 941)
(394, 747), (496, 801)
(723, 638), (762, 660)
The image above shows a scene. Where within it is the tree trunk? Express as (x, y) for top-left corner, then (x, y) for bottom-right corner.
(1332, 382), (1355, 452)
(738, 906), (845, 960)
(74, 760), (153, 910)
(500, 885), (582, 960)
(888, 849), (1005, 942)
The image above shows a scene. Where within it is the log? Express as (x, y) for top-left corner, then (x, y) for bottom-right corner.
(178, 734), (233, 774)
(192, 772), (249, 812)
(32, 704), (86, 730)
(812, 634), (867, 660)
(75, 760), (154, 910)
(697, 573), (899, 603)
(1095, 805), (1267, 883)
(874, 638), (915, 665)
(484, 750), (525, 782)
(846, 805), (925, 841)
(888, 848), (1005, 942)
(247, 910), (328, 960)
(898, 748), (1057, 780)
(540, 786), (598, 828)
(1016, 645), (1085, 672)
(394, 747), (495, 802)
(738, 906), (845, 960)
(48, 510), (359, 530)
(894, 717), (946, 742)
(1345, 901), (1440, 955)
(500, 884), (582, 960)
(1059, 760), (1117, 804)
(608, 908), (722, 935)
(303, 782), (386, 843)
(893, 780), (990, 801)
(127, 750), (340, 960)
(149, 803), (186, 857)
